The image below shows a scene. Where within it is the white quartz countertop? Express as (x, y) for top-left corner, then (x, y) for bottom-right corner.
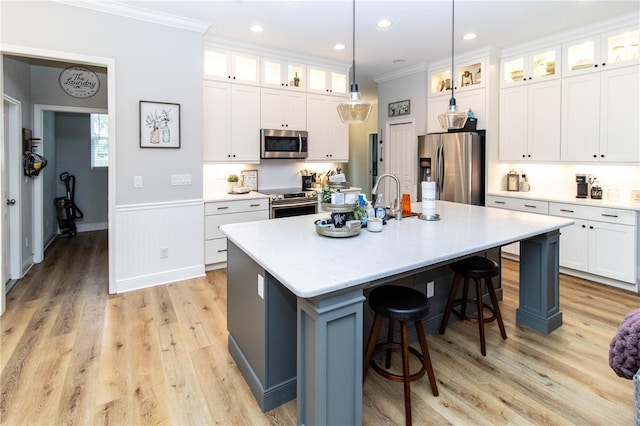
(220, 201), (573, 299)
(488, 191), (640, 211)
(204, 191), (269, 203)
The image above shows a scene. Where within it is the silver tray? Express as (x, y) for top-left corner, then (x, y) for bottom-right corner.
(321, 202), (358, 213)
(315, 221), (361, 238)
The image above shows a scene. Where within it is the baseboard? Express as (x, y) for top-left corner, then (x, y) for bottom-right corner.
(76, 221), (108, 232)
(228, 334), (297, 412)
(115, 264), (205, 293)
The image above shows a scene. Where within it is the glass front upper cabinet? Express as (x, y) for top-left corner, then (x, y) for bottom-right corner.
(307, 66), (348, 95)
(429, 58), (485, 96)
(500, 45), (560, 86)
(563, 27), (639, 76)
(261, 58), (305, 90)
(204, 49), (260, 85)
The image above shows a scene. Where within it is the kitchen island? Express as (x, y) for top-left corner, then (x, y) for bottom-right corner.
(220, 201), (573, 425)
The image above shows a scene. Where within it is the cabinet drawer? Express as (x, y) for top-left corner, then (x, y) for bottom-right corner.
(205, 210), (269, 240)
(205, 198), (268, 215)
(486, 195), (548, 214)
(550, 202), (636, 225)
(205, 238), (227, 264)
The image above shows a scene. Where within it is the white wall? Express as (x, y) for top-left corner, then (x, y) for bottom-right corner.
(345, 103), (378, 197)
(1, 1), (206, 291)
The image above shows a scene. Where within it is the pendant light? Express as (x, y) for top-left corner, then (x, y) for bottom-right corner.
(438, 0), (468, 130)
(337, 0), (372, 124)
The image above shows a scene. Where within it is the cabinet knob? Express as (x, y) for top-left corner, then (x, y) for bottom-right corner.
(589, 226), (594, 229)
(522, 154), (526, 158)
(594, 64), (598, 68)
(593, 154), (597, 158)
(600, 154), (604, 158)
(582, 224), (586, 228)
(527, 154), (531, 157)
(228, 154), (231, 158)
(228, 75), (232, 79)
(602, 63), (606, 67)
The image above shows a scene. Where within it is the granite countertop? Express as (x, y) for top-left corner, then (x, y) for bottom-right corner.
(220, 200), (573, 299)
(488, 191), (640, 212)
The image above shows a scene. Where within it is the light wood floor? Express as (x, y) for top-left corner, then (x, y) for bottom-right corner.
(1, 230), (638, 425)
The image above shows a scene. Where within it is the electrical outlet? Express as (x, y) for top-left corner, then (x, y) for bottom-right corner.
(160, 247), (168, 258)
(25, 237), (29, 249)
(257, 274), (264, 299)
(426, 281), (434, 298)
(134, 176), (143, 188)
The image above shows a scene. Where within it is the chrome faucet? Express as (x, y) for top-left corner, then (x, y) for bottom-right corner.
(372, 173), (402, 221)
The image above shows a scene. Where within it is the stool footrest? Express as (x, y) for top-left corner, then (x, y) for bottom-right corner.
(370, 344), (427, 383)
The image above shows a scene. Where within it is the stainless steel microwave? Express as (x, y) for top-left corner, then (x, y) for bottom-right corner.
(260, 129), (308, 159)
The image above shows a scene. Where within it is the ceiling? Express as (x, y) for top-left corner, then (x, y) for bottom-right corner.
(118, 0), (639, 99)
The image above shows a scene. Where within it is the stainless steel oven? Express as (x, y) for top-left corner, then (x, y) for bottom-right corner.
(260, 188), (318, 219)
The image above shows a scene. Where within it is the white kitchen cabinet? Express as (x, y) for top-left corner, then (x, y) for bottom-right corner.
(306, 94), (349, 162)
(205, 198), (269, 269)
(485, 195), (550, 256)
(562, 26), (639, 77)
(427, 88), (486, 134)
(261, 88), (307, 130)
(499, 79), (561, 161)
(261, 57), (306, 90)
(204, 48), (260, 85)
(203, 81), (261, 163)
(550, 202), (637, 286)
(307, 65), (348, 96)
(500, 45), (560, 87)
(429, 57), (486, 96)
(561, 65), (639, 162)
(599, 65), (639, 162)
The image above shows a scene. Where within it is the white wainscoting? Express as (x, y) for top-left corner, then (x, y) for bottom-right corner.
(115, 199), (205, 293)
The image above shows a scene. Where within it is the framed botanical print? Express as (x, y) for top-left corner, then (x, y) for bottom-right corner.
(140, 101), (180, 148)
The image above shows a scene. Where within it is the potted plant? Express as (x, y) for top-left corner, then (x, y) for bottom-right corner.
(227, 174), (239, 192)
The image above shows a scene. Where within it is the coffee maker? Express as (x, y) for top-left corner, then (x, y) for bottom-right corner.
(576, 174), (589, 198)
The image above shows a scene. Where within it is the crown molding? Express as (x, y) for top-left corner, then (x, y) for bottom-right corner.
(374, 63), (428, 84)
(54, 1), (210, 33)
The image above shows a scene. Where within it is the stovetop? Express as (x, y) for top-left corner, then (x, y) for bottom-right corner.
(258, 187), (317, 202)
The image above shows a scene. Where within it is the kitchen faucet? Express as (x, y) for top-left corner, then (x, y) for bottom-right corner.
(372, 173), (402, 221)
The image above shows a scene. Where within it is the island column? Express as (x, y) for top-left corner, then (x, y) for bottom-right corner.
(297, 289), (366, 425)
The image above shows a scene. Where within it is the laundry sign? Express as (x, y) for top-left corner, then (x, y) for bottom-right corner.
(58, 66), (100, 98)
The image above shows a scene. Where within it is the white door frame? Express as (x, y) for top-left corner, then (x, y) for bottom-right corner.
(1, 44), (117, 300)
(33, 105), (107, 262)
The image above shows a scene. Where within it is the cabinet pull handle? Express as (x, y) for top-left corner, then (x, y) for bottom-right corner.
(250, 203), (261, 207)
(493, 201), (505, 204)
(601, 213), (618, 218)
(217, 206), (229, 210)
(524, 204), (536, 208)
(217, 249), (227, 253)
(560, 209), (574, 213)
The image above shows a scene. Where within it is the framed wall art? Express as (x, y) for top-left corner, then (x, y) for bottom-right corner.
(388, 99), (410, 117)
(140, 101), (181, 148)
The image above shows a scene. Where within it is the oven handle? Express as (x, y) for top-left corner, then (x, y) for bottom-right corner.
(271, 200), (318, 209)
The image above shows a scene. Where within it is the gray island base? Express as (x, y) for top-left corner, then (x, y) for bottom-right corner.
(221, 201), (572, 425)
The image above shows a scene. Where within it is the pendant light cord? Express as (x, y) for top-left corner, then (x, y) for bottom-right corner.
(351, 0), (357, 89)
(450, 0), (456, 105)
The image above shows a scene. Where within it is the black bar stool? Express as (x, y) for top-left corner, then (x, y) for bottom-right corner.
(439, 256), (507, 356)
(363, 285), (438, 426)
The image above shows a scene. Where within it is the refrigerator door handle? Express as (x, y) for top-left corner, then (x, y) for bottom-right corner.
(436, 144), (444, 198)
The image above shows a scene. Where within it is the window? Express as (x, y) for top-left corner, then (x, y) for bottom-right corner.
(90, 113), (109, 168)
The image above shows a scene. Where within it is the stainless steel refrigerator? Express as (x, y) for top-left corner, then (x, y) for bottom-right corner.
(417, 132), (484, 206)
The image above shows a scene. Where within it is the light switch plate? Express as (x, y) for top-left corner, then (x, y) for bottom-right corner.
(134, 176), (142, 187)
(257, 274), (264, 299)
(171, 174), (192, 186)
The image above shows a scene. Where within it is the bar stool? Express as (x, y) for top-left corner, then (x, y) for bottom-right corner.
(363, 285), (439, 426)
(439, 256), (507, 356)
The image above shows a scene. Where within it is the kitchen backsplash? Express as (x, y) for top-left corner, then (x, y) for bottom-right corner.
(204, 160), (343, 192)
(489, 163), (640, 202)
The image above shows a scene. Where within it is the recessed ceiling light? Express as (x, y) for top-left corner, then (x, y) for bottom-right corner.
(334, 43), (346, 50)
(463, 33), (477, 40)
(250, 25), (264, 33)
(377, 19), (392, 28)
(392, 59), (405, 64)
